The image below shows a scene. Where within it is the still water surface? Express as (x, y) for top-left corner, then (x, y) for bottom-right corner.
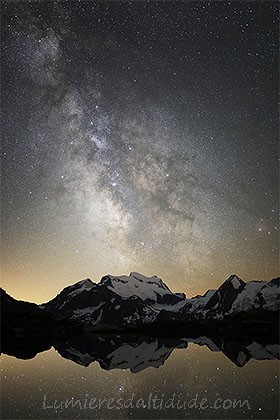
(1, 339), (279, 419)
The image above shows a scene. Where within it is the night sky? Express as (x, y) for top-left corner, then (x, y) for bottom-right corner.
(1, 1), (279, 303)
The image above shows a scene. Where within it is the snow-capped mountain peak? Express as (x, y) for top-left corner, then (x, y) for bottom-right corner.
(226, 274), (245, 290)
(40, 278), (96, 310)
(223, 274), (245, 290)
(68, 278), (95, 296)
(100, 272), (184, 305)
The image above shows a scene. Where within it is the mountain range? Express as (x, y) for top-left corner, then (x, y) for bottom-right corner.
(41, 272), (279, 331)
(1, 272), (279, 335)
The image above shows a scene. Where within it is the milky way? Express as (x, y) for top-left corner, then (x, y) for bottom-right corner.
(1, 1), (279, 302)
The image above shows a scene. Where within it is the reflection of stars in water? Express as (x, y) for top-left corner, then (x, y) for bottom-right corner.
(118, 385), (125, 393)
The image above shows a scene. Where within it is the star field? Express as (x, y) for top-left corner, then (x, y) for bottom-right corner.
(1, 1), (279, 302)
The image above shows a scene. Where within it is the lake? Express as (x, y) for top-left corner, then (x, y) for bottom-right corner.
(1, 334), (279, 419)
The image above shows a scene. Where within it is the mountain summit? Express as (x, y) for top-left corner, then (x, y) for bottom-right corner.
(100, 272), (186, 304)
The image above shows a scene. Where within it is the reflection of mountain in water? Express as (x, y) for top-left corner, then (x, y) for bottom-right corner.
(55, 335), (187, 373)
(2, 332), (279, 371)
(189, 336), (279, 368)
